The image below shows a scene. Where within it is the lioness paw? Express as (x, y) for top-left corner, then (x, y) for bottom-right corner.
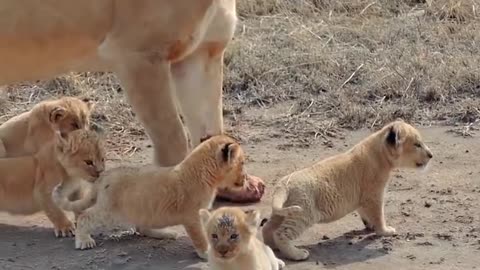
(75, 236), (96, 250)
(377, 226), (396, 236)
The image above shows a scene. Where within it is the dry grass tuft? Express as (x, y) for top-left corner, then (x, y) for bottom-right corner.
(426, 0), (478, 22)
(2, 0), (480, 151)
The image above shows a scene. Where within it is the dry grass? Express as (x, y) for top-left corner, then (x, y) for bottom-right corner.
(1, 0), (480, 150)
(229, 0), (480, 135)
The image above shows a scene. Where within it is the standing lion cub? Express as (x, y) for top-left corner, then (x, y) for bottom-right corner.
(0, 129), (105, 237)
(262, 120), (433, 261)
(200, 207), (285, 270)
(53, 134), (248, 259)
(0, 96), (94, 158)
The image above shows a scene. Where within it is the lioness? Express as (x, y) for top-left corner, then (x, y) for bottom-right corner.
(53, 134), (247, 259)
(0, 96), (94, 158)
(0, 0), (264, 203)
(262, 120), (433, 261)
(0, 129), (105, 237)
(200, 207), (285, 270)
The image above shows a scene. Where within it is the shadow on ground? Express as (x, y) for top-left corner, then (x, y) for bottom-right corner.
(0, 223), (207, 270)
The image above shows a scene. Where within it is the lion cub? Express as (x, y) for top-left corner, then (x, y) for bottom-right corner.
(262, 120), (433, 261)
(56, 134), (247, 259)
(0, 129), (105, 237)
(200, 207), (285, 270)
(0, 96), (94, 158)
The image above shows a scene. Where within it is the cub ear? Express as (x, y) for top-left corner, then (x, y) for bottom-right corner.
(54, 130), (69, 152)
(199, 209), (212, 227)
(49, 106), (67, 124)
(221, 143), (239, 163)
(81, 97), (95, 111)
(244, 209), (261, 228)
(386, 126), (398, 146)
(394, 117), (405, 123)
(385, 122), (404, 147)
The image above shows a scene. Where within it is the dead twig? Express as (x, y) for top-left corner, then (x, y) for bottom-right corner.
(336, 63), (364, 92)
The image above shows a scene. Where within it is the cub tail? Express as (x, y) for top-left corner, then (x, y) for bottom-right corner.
(52, 184), (97, 212)
(271, 185), (303, 217)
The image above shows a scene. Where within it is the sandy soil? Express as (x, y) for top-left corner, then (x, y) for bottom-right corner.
(1, 124), (478, 270)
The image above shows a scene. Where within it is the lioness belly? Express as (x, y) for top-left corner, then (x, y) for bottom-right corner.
(0, 37), (100, 85)
(0, 0), (112, 85)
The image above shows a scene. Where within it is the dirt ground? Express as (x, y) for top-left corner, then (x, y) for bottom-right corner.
(0, 119), (479, 270)
(1, 0), (480, 269)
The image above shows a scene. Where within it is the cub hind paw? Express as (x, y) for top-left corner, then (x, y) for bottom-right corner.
(376, 226), (396, 236)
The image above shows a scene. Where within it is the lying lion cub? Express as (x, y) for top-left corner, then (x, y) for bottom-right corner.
(262, 119), (433, 261)
(53, 134), (247, 259)
(200, 207), (285, 270)
(0, 96), (94, 158)
(0, 129), (105, 237)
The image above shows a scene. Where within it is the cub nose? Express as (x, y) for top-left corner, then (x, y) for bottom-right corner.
(91, 170), (102, 178)
(427, 151), (433, 159)
(217, 246), (229, 256)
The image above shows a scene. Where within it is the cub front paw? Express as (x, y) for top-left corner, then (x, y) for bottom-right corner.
(195, 249), (208, 260)
(75, 235), (96, 250)
(54, 221), (75, 238)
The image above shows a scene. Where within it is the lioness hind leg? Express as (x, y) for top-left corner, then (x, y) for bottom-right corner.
(359, 200), (396, 236)
(273, 217), (310, 261)
(262, 214), (284, 249)
(137, 227), (178, 240)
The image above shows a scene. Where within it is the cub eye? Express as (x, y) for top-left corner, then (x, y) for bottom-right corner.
(414, 143), (422, 148)
(84, 160), (94, 166)
(71, 122), (79, 129)
(230, 234), (239, 240)
(211, 234), (218, 239)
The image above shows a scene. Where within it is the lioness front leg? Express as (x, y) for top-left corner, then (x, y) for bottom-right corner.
(173, 47), (266, 203)
(39, 192), (75, 238)
(359, 199), (396, 236)
(183, 220), (208, 260)
(115, 56), (188, 167)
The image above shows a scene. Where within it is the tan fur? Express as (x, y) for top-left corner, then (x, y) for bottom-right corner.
(0, 96), (94, 158)
(61, 135), (247, 259)
(262, 120), (434, 261)
(0, 129), (105, 237)
(0, 0), (237, 169)
(200, 207), (285, 270)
